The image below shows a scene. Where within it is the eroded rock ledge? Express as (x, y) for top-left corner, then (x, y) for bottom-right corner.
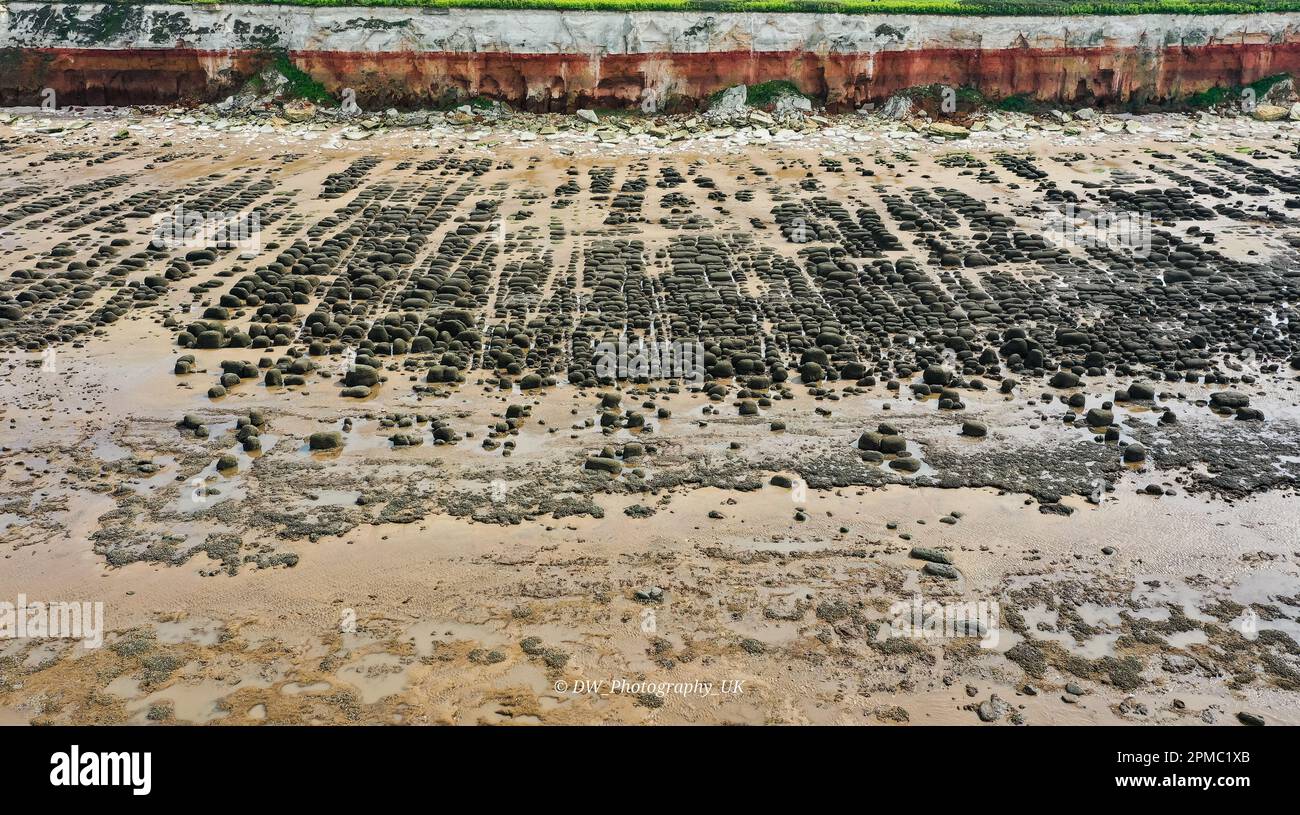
(3, 5), (1300, 110)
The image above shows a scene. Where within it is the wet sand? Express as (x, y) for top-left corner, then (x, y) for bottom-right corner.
(1, 107), (1298, 725)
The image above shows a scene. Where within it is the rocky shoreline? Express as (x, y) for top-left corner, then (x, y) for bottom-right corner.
(1, 88), (1298, 724)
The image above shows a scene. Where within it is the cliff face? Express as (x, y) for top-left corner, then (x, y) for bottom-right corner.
(3, 4), (1300, 109)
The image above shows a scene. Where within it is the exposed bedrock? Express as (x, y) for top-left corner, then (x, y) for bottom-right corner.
(3, 5), (1300, 109)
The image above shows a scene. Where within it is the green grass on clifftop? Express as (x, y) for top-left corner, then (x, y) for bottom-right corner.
(149, 0), (1300, 16)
